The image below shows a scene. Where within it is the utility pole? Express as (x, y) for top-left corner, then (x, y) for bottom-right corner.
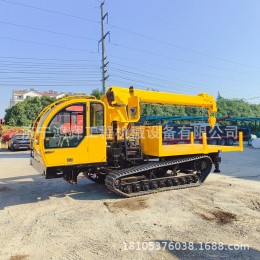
(99, 1), (110, 94)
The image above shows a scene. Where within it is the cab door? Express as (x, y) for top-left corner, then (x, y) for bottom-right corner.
(88, 102), (106, 163)
(43, 102), (89, 167)
(42, 100), (106, 167)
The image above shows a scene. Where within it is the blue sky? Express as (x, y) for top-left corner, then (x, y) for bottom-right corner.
(1, 0), (260, 117)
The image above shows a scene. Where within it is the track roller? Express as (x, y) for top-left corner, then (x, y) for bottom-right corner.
(151, 181), (158, 189)
(166, 179), (173, 187)
(133, 184), (141, 192)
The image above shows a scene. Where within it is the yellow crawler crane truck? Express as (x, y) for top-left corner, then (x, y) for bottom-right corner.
(30, 87), (243, 197)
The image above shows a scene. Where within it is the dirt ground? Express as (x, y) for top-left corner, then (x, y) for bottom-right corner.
(0, 146), (260, 260)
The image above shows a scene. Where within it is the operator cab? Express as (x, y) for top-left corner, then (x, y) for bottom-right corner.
(31, 98), (107, 182)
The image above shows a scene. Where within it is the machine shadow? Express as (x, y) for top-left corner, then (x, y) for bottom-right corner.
(0, 173), (120, 210)
(155, 240), (259, 259)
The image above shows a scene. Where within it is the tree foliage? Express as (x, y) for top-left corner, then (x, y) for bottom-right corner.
(142, 104), (187, 117)
(141, 96), (260, 118)
(216, 95), (260, 117)
(5, 96), (56, 126)
(91, 88), (103, 99)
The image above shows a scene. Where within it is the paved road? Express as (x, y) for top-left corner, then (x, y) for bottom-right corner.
(221, 145), (260, 180)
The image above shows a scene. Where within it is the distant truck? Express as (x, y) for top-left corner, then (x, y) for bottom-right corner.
(162, 123), (243, 146)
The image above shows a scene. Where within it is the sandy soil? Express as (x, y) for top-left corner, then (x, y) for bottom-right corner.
(0, 147), (260, 260)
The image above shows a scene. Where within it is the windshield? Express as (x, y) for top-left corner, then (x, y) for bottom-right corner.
(36, 106), (57, 134)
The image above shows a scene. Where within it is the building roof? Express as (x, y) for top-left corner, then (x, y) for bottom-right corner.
(37, 91), (62, 97)
(13, 89), (62, 97)
(13, 90), (28, 95)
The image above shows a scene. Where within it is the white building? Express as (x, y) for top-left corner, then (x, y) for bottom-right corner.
(10, 89), (66, 107)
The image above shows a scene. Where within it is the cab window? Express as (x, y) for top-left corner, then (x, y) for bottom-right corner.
(90, 102), (104, 134)
(45, 103), (86, 148)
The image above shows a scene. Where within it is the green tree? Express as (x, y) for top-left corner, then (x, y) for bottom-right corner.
(5, 96), (56, 126)
(91, 88), (103, 99)
(217, 97), (255, 117)
(140, 95), (260, 129)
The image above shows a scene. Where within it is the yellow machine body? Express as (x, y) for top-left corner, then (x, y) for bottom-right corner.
(30, 86), (243, 192)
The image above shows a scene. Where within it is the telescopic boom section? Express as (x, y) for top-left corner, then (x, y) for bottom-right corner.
(103, 86), (217, 127)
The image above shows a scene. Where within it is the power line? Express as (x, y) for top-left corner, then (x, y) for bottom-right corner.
(107, 76), (259, 99)
(0, 84), (99, 87)
(0, 21), (97, 41)
(108, 62), (260, 94)
(2, 17), (257, 70)
(2, 0), (259, 72)
(107, 77), (199, 95)
(3, 53), (253, 86)
(1, 7), (258, 76)
(109, 42), (260, 75)
(0, 70), (100, 75)
(0, 56), (98, 62)
(0, 36), (98, 53)
(110, 8), (249, 47)
(110, 66), (260, 88)
(0, 74), (100, 78)
(110, 72), (223, 95)
(1, 60), (258, 96)
(0, 64), (99, 70)
(3, 64), (256, 96)
(0, 0), (100, 24)
(0, 69), (100, 73)
(3, 65), (256, 96)
(110, 74), (202, 92)
(0, 61), (99, 67)
(109, 67), (213, 92)
(1, 0), (259, 99)
(109, 69), (260, 97)
(110, 62), (256, 86)
(3, 0), (259, 71)
(0, 69), (99, 73)
(0, 81), (100, 84)
(0, 63), (100, 69)
(108, 24), (260, 70)
(0, 66), (100, 71)
(109, 54), (260, 78)
(0, 83), (100, 85)
(0, 60), (98, 64)
(107, 79), (212, 97)
(2, 55), (259, 88)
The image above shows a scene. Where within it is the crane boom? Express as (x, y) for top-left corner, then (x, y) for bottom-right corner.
(102, 86), (217, 127)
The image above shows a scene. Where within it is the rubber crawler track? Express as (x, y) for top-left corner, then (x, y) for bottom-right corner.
(105, 155), (212, 198)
